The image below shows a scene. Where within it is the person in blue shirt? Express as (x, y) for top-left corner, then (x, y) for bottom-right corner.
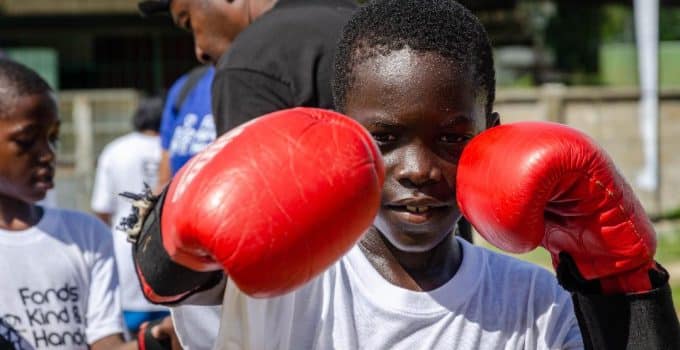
(157, 66), (216, 189)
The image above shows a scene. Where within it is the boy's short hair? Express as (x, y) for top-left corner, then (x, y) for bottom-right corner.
(132, 96), (164, 132)
(0, 58), (53, 117)
(333, 0), (495, 114)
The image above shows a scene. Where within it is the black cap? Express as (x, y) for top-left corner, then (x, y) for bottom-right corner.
(138, 0), (170, 17)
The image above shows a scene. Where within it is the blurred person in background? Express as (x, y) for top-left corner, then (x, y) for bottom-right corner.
(156, 65), (215, 191)
(90, 97), (172, 339)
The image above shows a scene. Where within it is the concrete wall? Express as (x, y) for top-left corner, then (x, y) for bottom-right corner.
(494, 85), (680, 214)
(1, 0), (139, 15)
(53, 89), (141, 210)
(50, 86), (680, 216)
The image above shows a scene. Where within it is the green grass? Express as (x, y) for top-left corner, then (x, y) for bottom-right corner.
(475, 235), (552, 269)
(474, 222), (680, 273)
(651, 207), (680, 222)
(655, 230), (680, 266)
(672, 282), (680, 314)
(477, 225), (680, 315)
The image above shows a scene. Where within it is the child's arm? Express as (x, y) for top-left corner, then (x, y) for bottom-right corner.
(91, 333), (180, 350)
(457, 121), (680, 349)
(91, 334), (138, 350)
(156, 78), (182, 194)
(156, 151), (172, 194)
(95, 212), (112, 226)
(128, 188), (224, 305)
(125, 108), (383, 304)
(559, 255), (678, 349)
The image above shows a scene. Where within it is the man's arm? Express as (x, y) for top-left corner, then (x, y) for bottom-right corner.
(127, 108), (382, 301)
(156, 151), (172, 194)
(156, 73), (186, 193)
(211, 68), (292, 135)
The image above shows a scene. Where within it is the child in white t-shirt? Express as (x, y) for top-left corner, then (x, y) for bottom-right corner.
(132, 1), (680, 349)
(0, 58), (138, 350)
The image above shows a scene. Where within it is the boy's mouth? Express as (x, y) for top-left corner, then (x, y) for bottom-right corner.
(388, 205), (439, 214)
(33, 168), (55, 189)
(385, 198), (451, 224)
(385, 205), (447, 225)
(34, 175), (53, 185)
(405, 205), (429, 214)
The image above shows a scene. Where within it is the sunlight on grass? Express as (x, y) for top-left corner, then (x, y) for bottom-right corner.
(672, 283), (680, 314)
(656, 229), (680, 266)
(475, 224), (680, 316)
(473, 222), (680, 274)
(474, 234), (553, 270)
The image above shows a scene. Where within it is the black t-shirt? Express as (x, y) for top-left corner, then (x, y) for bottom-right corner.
(212, 0), (357, 135)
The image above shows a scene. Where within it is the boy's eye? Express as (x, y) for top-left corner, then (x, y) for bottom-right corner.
(439, 134), (471, 144)
(371, 133), (397, 144)
(183, 18), (193, 32)
(13, 138), (35, 149)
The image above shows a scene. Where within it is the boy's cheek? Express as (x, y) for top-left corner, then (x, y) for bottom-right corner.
(443, 165), (458, 194)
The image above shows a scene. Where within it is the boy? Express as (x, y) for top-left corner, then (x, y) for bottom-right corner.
(91, 96), (169, 335)
(0, 58), (139, 349)
(130, 1), (680, 349)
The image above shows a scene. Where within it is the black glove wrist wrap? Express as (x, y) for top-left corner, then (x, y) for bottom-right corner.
(120, 185), (223, 305)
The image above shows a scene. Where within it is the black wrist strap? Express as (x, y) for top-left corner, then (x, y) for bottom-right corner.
(138, 318), (170, 350)
(124, 186), (224, 305)
(573, 281), (680, 350)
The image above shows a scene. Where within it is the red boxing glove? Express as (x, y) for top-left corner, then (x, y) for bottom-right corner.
(457, 121), (657, 295)
(161, 107), (384, 297)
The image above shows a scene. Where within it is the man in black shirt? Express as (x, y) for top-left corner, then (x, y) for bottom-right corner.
(140, 0), (356, 134)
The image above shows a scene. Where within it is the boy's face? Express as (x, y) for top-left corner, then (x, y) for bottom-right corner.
(345, 48), (490, 253)
(0, 93), (59, 203)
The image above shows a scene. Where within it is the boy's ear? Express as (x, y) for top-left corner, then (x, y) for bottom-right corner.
(486, 112), (501, 129)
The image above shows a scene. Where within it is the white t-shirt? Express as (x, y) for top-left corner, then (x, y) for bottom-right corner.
(196, 238), (582, 350)
(171, 304), (223, 350)
(91, 132), (165, 312)
(0, 207), (126, 349)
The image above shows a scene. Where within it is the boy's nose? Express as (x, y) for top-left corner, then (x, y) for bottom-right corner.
(37, 142), (56, 164)
(396, 146), (442, 188)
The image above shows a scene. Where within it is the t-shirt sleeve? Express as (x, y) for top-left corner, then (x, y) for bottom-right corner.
(85, 217), (126, 344)
(161, 76), (188, 151)
(90, 147), (115, 214)
(211, 68), (293, 135)
(170, 285), (225, 350)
